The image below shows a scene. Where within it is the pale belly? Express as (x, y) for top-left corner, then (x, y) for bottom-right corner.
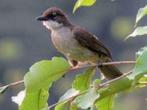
(51, 28), (99, 63)
(66, 46), (98, 63)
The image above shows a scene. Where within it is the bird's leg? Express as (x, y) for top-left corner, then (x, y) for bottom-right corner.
(95, 67), (105, 80)
(66, 54), (78, 68)
(97, 54), (106, 79)
(68, 60), (78, 67)
(68, 59), (90, 70)
(61, 59), (78, 78)
(97, 54), (104, 67)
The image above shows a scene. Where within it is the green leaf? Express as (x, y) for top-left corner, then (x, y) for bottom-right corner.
(20, 88), (49, 110)
(72, 67), (95, 91)
(55, 101), (69, 110)
(93, 79), (101, 87)
(126, 26), (147, 39)
(55, 67), (95, 110)
(59, 88), (79, 102)
(0, 85), (8, 94)
(73, 0), (96, 13)
(136, 47), (147, 58)
(135, 5), (147, 25)
(137, 75), (147, 87)
(128, 47), (147, 82)
(95, 95), (115, 110)
(55, 101), (77, 110)
(18, 57), (70, 110)
(75, 88), (100, 109)
(24, 57), (70, 92)
(98, 77), (132, 101)
(139, 74), (147, 83)
(70, 103), (78, 110)
(55, 89), (79, 110)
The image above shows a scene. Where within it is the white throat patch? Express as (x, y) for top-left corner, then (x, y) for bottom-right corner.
(43, 21), (63, 30)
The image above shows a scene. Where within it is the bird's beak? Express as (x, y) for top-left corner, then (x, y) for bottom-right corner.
(35, 16), (48, 21)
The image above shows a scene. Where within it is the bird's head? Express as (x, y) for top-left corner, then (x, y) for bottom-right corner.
(36, 7), (71, 30)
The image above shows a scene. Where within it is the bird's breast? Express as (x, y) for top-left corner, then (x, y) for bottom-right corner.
(51, 27), (77, 53)
(51, 27), (98, 63)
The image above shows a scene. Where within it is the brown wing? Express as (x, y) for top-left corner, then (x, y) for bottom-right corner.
(72, 27), (112, 58)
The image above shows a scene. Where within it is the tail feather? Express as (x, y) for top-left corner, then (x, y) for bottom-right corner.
(99, 58), (122, 79)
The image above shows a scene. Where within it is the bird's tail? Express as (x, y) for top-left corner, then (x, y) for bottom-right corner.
(99, 58), (122, 79)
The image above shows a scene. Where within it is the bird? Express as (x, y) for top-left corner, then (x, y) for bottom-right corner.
(36, 7), (122, 79)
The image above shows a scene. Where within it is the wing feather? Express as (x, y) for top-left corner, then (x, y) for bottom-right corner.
(72, 27), (112, 58)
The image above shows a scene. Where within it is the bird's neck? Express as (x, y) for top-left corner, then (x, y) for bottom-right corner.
(43, 20), (73, 32)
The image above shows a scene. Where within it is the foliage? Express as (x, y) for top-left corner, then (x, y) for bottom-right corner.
(1, 0), (147, 110)
(127, 5), (147, 39)
(127, 26), (147, 39)
(135, 5), (147, 26)
(73, 0), (96, 13)
(0, 85), (8, 94)
(11, 46), (147, 110)
(129, 47), (147, 82)
(95, 95), (115, 110)
(12, 57), (71, 110)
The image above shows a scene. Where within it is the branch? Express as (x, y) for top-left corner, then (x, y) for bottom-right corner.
(0, 80), (24, 93)
(0, 60), (135, 92)
(71, 60), (136, 71)
(98, 60), (135, 66)
(7, 80), (24, 87)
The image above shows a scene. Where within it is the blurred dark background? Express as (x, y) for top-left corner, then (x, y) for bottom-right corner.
(0, 0), (147, 110)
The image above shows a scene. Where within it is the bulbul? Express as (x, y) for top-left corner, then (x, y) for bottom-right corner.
(36, 7), (122, 79)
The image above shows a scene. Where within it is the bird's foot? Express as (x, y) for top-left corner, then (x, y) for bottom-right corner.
(70, 62), (90, 70)
(97, 61), (104, 67)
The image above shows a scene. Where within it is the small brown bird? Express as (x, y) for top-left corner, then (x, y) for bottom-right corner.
(36, 7), (122, 79)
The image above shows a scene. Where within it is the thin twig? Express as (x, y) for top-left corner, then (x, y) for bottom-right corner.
(8, 80), (24, 87)
(48, 92), (82, 109)
(99, 70), (133, 88)
(0, 80), (24, 89)
(70, 60), (136, 71)
(99, 61), (136, 66)
(48, 89), (87, 109)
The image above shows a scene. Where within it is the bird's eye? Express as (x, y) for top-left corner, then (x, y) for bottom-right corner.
(52, 12), (57, 16)
(47, 12), (62, 20)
